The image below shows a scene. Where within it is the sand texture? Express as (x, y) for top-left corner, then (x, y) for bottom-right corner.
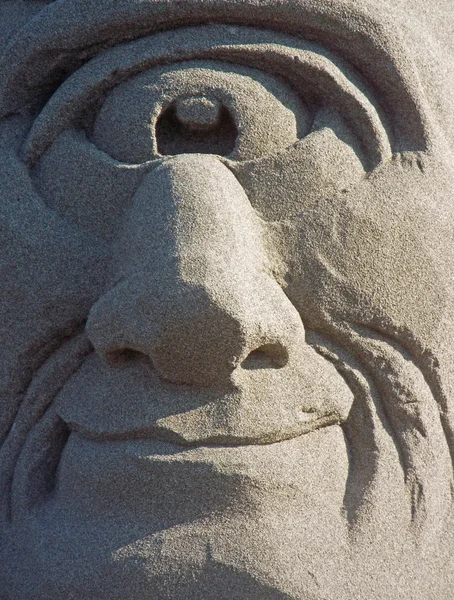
(1, 1), (454, 598)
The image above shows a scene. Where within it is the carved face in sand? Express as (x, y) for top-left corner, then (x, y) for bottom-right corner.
(1, 1), (454, 598)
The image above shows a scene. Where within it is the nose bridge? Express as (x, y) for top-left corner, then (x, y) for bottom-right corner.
(118, 154), (264, 285)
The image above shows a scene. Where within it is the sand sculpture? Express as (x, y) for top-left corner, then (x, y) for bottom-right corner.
(1, 1), (454, 598)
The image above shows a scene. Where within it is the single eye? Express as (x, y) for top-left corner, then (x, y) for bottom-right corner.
(90, 60), (312, 163)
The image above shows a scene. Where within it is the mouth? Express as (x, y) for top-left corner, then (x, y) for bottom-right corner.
(3, 329), (353, 521)
(35, 420), (350, 534)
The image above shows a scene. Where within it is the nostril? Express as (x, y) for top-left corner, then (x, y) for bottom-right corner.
(104, 348), (147, 367)
(241, 344), (288, 370)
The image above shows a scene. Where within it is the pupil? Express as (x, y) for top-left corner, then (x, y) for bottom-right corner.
(156, 95), (237, 156)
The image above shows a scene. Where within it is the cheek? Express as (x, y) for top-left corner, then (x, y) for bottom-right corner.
(231, 123), (365, 221)
(0, 140), (112, 340)
(271, 157), (453, 344)
(32, 130), (147, 242)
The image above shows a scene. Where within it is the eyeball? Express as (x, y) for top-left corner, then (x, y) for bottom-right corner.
(91, 60), (312, 163)
(173, 96), (222, 129)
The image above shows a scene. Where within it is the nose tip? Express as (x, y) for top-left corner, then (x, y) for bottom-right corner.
(86, 154), (305, 387)
(86, 272), (303, 387)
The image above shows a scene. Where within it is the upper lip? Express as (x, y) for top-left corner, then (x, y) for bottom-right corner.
(54, 345), (353, 447)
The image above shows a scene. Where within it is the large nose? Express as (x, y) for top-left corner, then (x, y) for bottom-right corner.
(86, 154), (305, 387)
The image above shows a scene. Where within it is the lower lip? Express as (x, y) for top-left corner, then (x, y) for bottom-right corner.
(52, 430), (333, 521)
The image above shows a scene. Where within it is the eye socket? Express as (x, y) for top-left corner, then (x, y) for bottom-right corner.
(90, 60), (312, 163)
(24, 25), (394, 171)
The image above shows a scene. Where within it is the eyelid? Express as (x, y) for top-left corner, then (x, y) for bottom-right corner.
(90, 60), (310, 163)
(24, 25), (391, 170)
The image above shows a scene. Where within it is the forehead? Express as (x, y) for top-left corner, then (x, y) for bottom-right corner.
(3, 0), (453, 51)
(383, 0), (454, 40)
(376, 0), (454, 53)
(0, 0), (448, 77)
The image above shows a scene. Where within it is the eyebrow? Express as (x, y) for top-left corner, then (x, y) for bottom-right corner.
(0, 0), (431, 151)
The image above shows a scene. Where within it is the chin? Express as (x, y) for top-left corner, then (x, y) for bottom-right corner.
(3, 419), (349, 600)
